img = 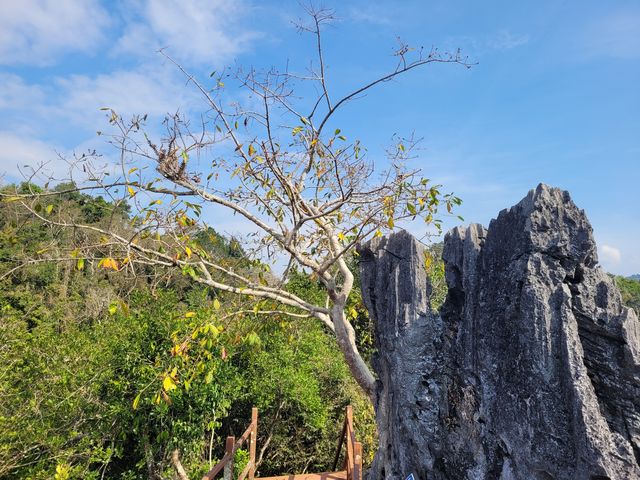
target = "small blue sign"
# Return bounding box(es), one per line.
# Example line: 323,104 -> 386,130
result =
405,474 -> 415,480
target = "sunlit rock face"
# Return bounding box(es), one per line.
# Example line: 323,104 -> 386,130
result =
360,184 -> 640,480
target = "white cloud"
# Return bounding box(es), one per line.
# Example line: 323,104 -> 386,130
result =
0,0 -> 110,66
54,65 -> 200,127
599,244 -> 622,265
0,131 -> 65,180
0,74 -> 47,110
113,0 -> 259,66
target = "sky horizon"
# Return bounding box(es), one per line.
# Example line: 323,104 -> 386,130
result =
1,0 -> 638,275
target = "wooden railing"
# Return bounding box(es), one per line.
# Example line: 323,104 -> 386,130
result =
202,407 -> 258,480
331,406 -> 362,480
200,406 -> 361,480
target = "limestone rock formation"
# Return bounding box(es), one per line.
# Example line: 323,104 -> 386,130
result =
359,184 -> 640,480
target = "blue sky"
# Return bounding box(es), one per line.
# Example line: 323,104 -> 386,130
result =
1,0 -> 638,274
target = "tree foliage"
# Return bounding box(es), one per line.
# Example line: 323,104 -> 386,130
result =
2,8 -> 470,401
0,188 -> 374,479
616,275 -> 640,316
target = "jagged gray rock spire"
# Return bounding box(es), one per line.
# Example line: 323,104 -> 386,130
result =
359,184 -> 640,480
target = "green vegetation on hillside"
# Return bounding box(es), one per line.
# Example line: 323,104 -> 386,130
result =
0,184 -> 375,479
616,276 -> 640,316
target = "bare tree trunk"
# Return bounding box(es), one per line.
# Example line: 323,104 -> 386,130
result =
329,304 -> 376,400
171,450 -> 190,480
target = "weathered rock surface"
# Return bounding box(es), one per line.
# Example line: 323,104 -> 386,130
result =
359,184 -> 640,480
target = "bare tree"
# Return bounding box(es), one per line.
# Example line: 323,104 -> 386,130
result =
1,7 -> 470,400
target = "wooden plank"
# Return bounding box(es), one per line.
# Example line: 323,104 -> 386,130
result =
249,407 -> 258,480
258,471 -> 348,480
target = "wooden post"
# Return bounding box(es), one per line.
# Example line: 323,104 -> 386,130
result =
345,406 -> 354,477
353,442 -> 362,480
249,407 -> 258,480
223,436 -> 235,480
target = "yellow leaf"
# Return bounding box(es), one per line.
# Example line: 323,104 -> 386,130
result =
185,246 -> 192,258
349,306 -> 358,319
163,374 -> 177,392
46,204 -> 54,214
424,252 -> 433,270
76,258 -> 85,270
185,312 -> 196,318
128,167 -> 138,174
374,230 -> 383,238
213,298 -> 221,310
127,186 -> 136,197
100,258 -> 119,271
248,144 -> 256,156
132,393 -> 141,410
387,217 -> 395,228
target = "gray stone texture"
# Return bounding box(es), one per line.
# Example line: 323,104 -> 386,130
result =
359,184 -> 640,480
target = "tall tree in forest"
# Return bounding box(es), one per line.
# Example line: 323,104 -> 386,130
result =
2,7 -> 469,400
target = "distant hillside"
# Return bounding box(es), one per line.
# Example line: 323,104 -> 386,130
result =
628,274 -> 640,281
616,276 -> 640,316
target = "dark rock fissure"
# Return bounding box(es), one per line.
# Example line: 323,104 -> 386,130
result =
360,184 -> 640,480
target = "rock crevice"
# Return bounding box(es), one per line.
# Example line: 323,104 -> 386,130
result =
360,184 -> 640,479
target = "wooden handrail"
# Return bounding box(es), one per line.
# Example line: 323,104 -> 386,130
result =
331,414 -> 348,471
330,406 -> 362,480
202,407 -> 258,480
202,436 -> 235,480
202,406 -> 360,480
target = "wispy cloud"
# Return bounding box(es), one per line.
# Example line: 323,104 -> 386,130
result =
113,0 -> 260,66
599,244 -> 622,265
0,131 -> 65,180
442,29 -> 530,57
53,65 -> 201,127
488,30 -> 530,50
0,74 -> 47,110
347,5 -> 394,26
0,0 -> 111,66
579,8 -> 640,59
0,0 -> 262,179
